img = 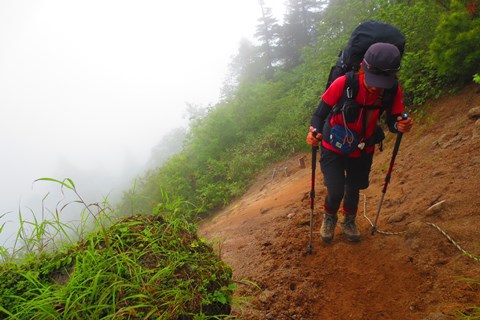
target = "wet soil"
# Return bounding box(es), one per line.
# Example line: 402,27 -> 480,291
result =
199,84 -> 480,320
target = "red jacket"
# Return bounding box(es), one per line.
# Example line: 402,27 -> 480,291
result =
320,72 -> 404,157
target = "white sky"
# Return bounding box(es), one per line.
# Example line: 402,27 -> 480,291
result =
0,1 -> 285,246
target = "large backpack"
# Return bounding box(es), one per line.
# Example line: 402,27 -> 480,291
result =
325,20 -> 406,90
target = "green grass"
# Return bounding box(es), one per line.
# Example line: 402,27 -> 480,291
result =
0,179 -> 234,319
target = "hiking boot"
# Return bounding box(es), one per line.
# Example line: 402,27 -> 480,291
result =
320,213 -> 338,243
341,214 -> 361,242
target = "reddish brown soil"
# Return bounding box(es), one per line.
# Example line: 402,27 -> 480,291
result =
199,85 -> 480,320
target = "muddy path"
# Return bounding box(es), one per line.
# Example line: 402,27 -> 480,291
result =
199,85 -> 480,320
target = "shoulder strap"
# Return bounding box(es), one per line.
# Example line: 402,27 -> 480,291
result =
332,71 -> 359,114
335,69 -> 398,113
380,80 -> 399,114
344,70 -> 359,100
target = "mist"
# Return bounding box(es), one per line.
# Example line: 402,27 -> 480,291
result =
0,0 -> 285,248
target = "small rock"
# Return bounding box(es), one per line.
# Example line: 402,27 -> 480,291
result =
258,289 -> 274,304
473,119 -> 480,140
448,134 -> 462,147
432,133 -> 447,148
472,156 -> 480,165
432,170 -> 444,177
387,212 -> 408,223
438,133 -> 449,144
467,106 -> 480,119
405,220 -> 425,238
260,207 -> 272,214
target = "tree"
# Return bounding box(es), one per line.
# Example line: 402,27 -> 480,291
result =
255,0 -> 281,78
278,0 -> 325,69
229,38 -> 264,84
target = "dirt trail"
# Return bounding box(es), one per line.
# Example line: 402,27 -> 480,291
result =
199,85 -> 480,320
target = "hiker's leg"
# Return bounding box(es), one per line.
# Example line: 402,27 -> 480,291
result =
343,184 -> 360,214
320,147 -> 346,214
319,147 -> 346,242
341,153 -> 374,242
345,152 -> 374,191
341,184 -> 361,242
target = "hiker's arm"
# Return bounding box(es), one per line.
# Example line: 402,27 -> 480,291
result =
309,75 -> 344,137
311,99 -> 332,134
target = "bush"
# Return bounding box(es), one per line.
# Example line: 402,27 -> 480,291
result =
430,1 -> 480,83
0,210 -> 234,319
400,50 -> 446,106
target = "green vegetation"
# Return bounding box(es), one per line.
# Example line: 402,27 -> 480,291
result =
430,0 -> 480,83
474,73 -> 480,84
0,183 -> 233,319
2,0 -> 480,318
457,278 -> 480,319
119,0 -> 480,216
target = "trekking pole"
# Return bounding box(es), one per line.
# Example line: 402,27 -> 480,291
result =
307,145 -> 319,254
371,113 -> 408,235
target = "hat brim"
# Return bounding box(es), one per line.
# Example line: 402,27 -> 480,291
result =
364,71 -> 395,89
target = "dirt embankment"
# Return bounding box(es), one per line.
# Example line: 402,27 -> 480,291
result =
199,85 -> 480,320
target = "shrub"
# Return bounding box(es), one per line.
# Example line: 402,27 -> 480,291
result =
430,1 -> 480,83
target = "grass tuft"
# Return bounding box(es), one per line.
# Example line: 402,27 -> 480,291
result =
0,179 -> 234,319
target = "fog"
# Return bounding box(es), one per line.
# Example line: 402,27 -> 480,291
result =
0,0 -> 285,247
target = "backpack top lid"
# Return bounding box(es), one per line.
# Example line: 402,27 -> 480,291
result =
342,20 -> 405,71
363,43 -> 401,89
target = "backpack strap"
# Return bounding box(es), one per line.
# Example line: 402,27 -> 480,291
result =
345,70 -> 359,100
331,70 -> 358,114
332,71 -> 398,116
379,80 -> 398,115
323,72 -> 399,154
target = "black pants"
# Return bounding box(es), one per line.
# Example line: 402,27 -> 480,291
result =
320,147 -> 373,215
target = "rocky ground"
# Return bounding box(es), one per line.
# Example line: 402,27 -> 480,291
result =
199,84 -> 480,320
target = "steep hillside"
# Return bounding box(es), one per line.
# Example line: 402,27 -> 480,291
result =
199,84 -> 480,320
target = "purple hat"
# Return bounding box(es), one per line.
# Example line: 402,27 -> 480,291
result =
363,42 -> 401,89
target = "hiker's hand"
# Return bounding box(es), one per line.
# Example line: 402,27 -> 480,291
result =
306,126 -> 321,146
396,116 -> 413,133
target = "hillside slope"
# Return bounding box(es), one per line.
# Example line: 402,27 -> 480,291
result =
199,84 -> 480,320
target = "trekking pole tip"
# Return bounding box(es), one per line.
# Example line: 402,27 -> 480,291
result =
307,244 -> 313,254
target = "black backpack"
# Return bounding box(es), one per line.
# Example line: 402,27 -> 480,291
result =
325,20 -> 406,90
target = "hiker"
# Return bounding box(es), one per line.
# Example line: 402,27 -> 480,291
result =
306,42 -> 413,243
